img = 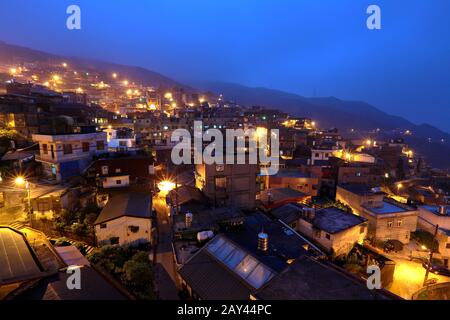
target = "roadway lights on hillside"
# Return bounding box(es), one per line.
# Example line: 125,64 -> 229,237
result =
9,68 -> 17,75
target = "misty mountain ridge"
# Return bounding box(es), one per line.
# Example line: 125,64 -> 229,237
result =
0,41 -> 449,169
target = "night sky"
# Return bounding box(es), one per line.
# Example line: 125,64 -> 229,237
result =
0,0 -> 449,132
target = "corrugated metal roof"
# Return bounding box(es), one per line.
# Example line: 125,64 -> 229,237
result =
94,193 -> 152,225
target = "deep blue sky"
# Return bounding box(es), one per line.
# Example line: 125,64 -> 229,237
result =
0,0 -> 449,132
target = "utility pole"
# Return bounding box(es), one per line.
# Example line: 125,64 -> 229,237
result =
423,224 -> 439,286
175,164 -> 179,216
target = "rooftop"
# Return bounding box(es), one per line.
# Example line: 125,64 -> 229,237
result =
178,213 -> 317,300
338,184 -> 385,196
16,267 -> 127,300
255,255 -> 389,300
421,205 -> 450,217
311,207 -> 367,234
94,192 -> 153,225
259,188 -> 307,209
270,203 -> 304,225
0,227 -> 43,285
271,170 -> 313,179
364,200 -> 411,215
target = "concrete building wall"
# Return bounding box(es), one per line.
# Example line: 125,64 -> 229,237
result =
196,163 -> 258,210
296,218 -> 366,256
95,216 -> 152,247
102,175 -> 130,188
362,209 -> 418,244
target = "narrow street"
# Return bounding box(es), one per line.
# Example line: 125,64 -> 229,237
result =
385,254 -> 450,299
153,194 -> 179,300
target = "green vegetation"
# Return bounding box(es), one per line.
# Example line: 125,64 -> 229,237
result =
88,245 -> 156,300
412,230 -> 439,252
54,202 -> 101,236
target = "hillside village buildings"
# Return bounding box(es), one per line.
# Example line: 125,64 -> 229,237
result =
0,69 -> 449,301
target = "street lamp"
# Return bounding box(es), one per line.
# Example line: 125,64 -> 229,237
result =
15,176 -> 32,227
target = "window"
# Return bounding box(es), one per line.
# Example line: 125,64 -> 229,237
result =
397,220 -> 403,227
82,142 -> 90,152
356,172 -> 362,177
116,180 -> 122,185
42,144 -> 48,155
115,168 -> 122,174
63,144 -> 73,154
360,225 -> 365,234
315,153 -> 320,158
96,140 -> 105,151
446,243 -> 450,249
387,220 -> 393,228
325,233 -> 331,240
129,226 -> 139,233
110,237 -> 119,245
215,177 -> 227,190
100,223 -> 107,229
119,140 -> 127,147
101,165 -> 109,175
216,164 -> 225,172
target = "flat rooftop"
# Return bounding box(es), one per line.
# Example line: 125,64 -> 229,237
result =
338,184 -> 384,196
255,255 -> 389,300
0,227 -> 43,285
421,205 -> 450,217
365,201 -> 409,215
312,207 -> 367,234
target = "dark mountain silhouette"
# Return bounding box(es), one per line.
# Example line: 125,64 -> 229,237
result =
195,82 -> 450,169
0,41 -> 189,89
0,41 -> 448,169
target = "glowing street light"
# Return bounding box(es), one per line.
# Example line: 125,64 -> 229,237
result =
14,176 -> 26,186
62,62 -> 68,68
9,68 -> 17,75
123,80 -> 129,86
112,73 -> 118,79
158,180 -> 176,195
14,176 -> 32,226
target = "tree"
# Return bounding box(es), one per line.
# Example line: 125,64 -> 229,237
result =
122,252 -> 155,300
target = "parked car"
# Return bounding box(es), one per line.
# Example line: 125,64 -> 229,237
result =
422,260 -> 450,277
383,240 -> 404,253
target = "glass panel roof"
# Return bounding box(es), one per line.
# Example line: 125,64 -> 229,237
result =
206,235 -> 275,289
234,255 -> 259,279
246,263 -> 275,289
222,247 -> 246,269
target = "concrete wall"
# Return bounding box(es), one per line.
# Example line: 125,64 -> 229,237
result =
95,216 -> 152,247
295,218 -> 366,256
102,175 -> 130,188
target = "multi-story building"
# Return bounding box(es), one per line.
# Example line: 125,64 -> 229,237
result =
264,169 -> 319,197
336,184 -> 418,244
87,154 -> 155,189
33,131 -> 108,182
195,162 -> 258,210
